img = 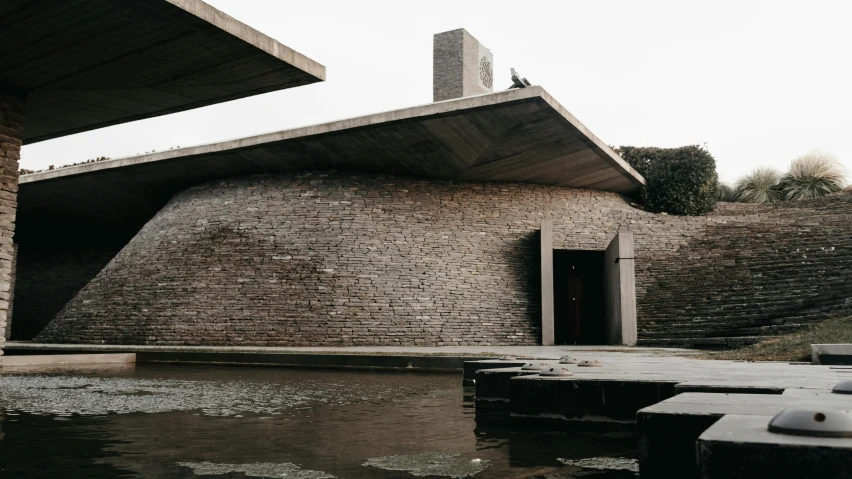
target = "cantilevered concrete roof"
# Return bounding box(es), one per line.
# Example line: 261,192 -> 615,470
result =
1,0 -> 325,143
17,86 -> 644,240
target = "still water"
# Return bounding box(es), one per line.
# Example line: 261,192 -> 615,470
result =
0,364 -> 637,478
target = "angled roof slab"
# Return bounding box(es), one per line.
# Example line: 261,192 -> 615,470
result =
17,86 -> 644,241
1,0 -> 326,143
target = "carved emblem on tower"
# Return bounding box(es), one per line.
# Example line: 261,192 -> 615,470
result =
479,56 -> 493,89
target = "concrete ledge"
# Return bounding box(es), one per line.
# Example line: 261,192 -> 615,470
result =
1,353 -> 135,368
4,343 -> 493,371
811,344 -> 852,365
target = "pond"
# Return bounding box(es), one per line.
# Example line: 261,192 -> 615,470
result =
0,364 -> 638,478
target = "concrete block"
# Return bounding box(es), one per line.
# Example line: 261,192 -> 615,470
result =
510,375 -> 678,428
812,344 -> 852,365
638,392 -> 852,479
475,367 -> 544,403
697,414 -> 852,478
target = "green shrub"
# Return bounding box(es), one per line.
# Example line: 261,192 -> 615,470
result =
778,150 -> 846,201
617,145 -> 718,215
716,183 -> 737,202
734,167 -> 782,204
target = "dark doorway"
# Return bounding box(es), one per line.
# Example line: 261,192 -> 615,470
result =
553,250 -> 605,345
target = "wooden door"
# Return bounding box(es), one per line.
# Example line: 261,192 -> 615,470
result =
567,275 -> 584,341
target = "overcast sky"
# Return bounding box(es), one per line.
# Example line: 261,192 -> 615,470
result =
20,0 -> 852,184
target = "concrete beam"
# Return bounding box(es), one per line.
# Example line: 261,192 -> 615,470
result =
1,0 -> 325,143
16,87 -> 646,243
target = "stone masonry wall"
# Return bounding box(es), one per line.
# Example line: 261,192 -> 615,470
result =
0,91 -> 24,353
433,29 -> 491,102
636,199 -> 852,347
433,29 -> 465,102
34,171 -> 852,347
11,243 -> 122,340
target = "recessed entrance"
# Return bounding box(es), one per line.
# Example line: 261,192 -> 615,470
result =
553,250 -> 605,345
539,221 -> 636,346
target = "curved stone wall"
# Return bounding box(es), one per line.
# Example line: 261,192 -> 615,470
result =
34,171 -> 852,346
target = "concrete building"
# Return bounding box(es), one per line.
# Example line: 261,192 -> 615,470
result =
9,26 -> 852,349
0,0 -> 326,354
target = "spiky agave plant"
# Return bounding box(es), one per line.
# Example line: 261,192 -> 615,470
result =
778,151 -> 846,201
734,167 -> 782,204
716,182 -> 738,202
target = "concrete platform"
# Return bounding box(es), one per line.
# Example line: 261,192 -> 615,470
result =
462,355 -> 848,435
0,353 -> 135,369
811,343 -> 852,365
638,392 -> 852,479
2,0 -> 325,143
697,414 -> 852,478
466,356 -> 846,400
4,342 -> 690,370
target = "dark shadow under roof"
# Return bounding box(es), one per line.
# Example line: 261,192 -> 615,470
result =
17,87 -> 644,241
1,0 -> 325,143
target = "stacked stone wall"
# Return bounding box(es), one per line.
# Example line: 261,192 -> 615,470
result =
11,243 -> 122,340
33,171 -> 852,347
0,92 -> 24,353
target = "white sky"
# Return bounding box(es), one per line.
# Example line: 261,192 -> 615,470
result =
20,0 -> 852,185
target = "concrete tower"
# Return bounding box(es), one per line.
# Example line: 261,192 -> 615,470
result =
433,29 -> 494,102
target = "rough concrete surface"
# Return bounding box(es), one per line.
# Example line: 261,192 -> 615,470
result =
2,0 -> 324,143
697,414 -> 852,478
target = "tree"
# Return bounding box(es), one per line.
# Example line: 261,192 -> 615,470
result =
617,145 -> 718,215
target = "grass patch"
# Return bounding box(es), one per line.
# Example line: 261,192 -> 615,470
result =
709,316 -> 852,362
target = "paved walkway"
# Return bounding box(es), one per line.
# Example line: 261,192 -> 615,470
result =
5,341 -> 697,359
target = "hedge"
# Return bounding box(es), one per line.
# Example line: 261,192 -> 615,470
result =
617,145 -> 718,216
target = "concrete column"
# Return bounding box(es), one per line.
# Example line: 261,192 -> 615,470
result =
0,90 -> 25,355
540,218 -> 554,346
603,230 -> 637,345
5,243 -> 17,340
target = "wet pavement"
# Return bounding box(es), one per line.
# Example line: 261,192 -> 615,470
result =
0,364 -> 639,478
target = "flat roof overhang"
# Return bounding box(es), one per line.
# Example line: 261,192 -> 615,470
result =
17,86 -> 645,241
1,0 -> 326,144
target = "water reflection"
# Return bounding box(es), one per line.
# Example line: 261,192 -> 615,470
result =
0,365 -> 637,478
